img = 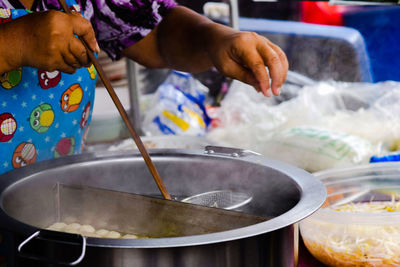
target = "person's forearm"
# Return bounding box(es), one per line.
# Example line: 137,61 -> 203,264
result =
125,5 -> 288,96
0,22 -> 24,74
156,6 -> 228,73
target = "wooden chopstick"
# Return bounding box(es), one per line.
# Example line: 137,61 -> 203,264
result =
57,0 -> 172,200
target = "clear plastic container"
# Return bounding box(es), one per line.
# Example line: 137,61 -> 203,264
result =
300,163 -> 400,267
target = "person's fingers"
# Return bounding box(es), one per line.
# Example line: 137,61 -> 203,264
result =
55,55 -> 77,74
267,40 -> 289,87
234,48 -> 272,97
69,38 -> 91,67
256,41 -> 284,96
58,65 -> 77,74
71,10 -> 83,17
70,14 -> 100,53
62,45 -> 81,69
218,57 -> 271,97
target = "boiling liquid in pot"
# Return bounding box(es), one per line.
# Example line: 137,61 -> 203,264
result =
47,222 -> 149,239
43,184 -> 268,239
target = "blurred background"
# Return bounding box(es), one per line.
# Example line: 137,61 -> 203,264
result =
88,0 -> 400,147
87,0 -> 400,161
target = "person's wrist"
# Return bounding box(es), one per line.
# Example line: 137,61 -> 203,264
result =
195,21 -> 218,55
197,21 -> 236,57
0,22 -> 24,73
0,25 -> 15,73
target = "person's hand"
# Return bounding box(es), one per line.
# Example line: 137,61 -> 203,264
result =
123,6 -> 288,97
204,25 -> 288,97
0,10 -> 99,74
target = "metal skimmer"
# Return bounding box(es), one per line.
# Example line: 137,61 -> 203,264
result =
181,190 -> 253,210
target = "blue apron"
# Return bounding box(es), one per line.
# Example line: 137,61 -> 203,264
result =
0,2 -> 97,265
0,2 -> 97,175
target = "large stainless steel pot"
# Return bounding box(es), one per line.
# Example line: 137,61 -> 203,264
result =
0,146 -> 326,267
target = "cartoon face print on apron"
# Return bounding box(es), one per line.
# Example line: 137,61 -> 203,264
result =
0,3 -> 97,174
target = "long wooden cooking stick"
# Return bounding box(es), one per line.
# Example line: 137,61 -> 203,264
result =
58,0 -> 172,200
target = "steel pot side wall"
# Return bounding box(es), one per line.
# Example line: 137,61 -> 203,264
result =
1,151 -> 306,238
13,225 -> 296,267
0,149 -> 325,267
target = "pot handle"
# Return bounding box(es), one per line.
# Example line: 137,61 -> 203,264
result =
205,146 -> 261,157
18,230 -> 87,266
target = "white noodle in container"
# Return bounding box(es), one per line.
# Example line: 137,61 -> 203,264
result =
300,162 -> 400,266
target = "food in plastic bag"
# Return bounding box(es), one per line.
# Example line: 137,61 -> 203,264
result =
261,126 -> 374,172
206,81 -> 287,148
281,81 -> 400,149
208,80 -> 400,171
142,71 -> 210,136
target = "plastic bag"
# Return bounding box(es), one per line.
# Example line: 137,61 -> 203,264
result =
142,71 -> 210,136
207,80 -> 400,172
280,81 -> 400,148
261,126 -> 374,172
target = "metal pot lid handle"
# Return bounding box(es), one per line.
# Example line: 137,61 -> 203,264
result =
18,230 -> 87,266
205,146 -> 261,157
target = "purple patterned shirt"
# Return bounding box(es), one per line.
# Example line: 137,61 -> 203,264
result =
0,0 -> 177,60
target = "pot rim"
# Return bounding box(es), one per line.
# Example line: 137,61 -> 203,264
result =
0,148 -> 326,248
